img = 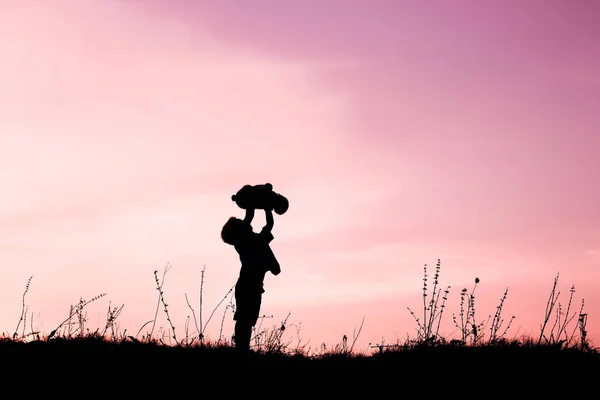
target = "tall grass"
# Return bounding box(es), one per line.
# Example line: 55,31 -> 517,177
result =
2,259 -> 596,360
401,259 -> 588,351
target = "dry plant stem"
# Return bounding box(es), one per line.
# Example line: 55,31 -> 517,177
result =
199,265 -> 205,343
260,312 -> 292,353
539,273 -> 560,345
78,300 -> 87,336
422,263 -> 427,336
567,300 -> 585,346
158,269 -> 178,343
13,276 -> 33,340
219,292 -> 235,342
184,315 -> 191,345
489,288 -> 508,340
349,316 -> 365,353
435,286 -> 451,338
489,288 -> 516,343
101,301 -> 124,337
556,285 -> 577,342
579,312 -> 588,350
185,293 -> 200,338
150,263 -> 172,339
426,260 -> 441,336
21,305 -> 29,338
48,293 -> 107,338
290,322 -> 307,354
251,314 -> 274,349
29,311 -> 39,340
408,259 -> 450,341
535,273 -> 588,349
459,289 -> 466,341
501,316 -> 516,338
135,320 -> 153,340
549,307 -> 561,343
200,285 -> 234,338
467,279 -> 479,344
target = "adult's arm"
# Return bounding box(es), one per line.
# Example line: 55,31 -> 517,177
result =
263,209 -> 274,232
243,208 -> 255,224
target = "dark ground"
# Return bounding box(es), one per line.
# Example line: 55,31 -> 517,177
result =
1,337 -> 597,393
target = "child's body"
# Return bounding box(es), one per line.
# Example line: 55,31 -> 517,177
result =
231,183 -> 289,215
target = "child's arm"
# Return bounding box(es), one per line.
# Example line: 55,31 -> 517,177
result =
263,209 -> 274,232
243,208 -> 255,224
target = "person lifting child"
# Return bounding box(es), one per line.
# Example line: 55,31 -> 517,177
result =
220,183 -> 289,352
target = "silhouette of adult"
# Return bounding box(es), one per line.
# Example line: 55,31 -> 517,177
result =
221,207 -> 281,352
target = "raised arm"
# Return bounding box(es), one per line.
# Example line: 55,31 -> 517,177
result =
263,209 -> 274,232
243,208 -> 255,224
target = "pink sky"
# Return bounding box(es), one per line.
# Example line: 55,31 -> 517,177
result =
1,0 -> 599,351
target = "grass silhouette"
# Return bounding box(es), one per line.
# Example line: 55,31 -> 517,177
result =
1,259 -> 598,378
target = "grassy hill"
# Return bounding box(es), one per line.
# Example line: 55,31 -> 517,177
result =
1,261 -> 597,393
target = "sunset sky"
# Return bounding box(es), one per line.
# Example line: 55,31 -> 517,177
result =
1,0 -> 599,350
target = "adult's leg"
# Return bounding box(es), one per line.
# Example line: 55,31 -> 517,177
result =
234,320 -> 253,351
233,284 -> 262,351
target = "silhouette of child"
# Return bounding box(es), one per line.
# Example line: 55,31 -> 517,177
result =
221,207 -> 280,352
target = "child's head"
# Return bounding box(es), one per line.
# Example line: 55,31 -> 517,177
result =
221,217 -> 251,245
